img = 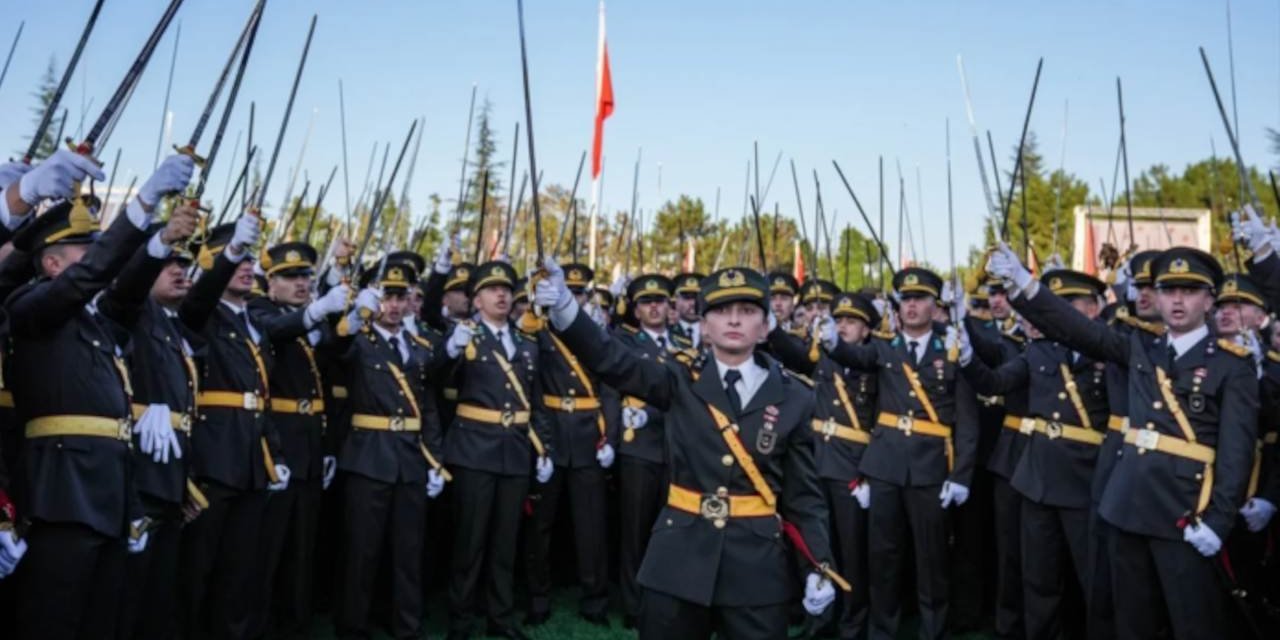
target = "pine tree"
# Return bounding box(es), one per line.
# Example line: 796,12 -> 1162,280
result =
23,56 -> 60,160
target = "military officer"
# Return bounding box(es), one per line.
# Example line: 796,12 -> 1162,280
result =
537,261 -> 840,639
801,278 -> 839,320
670,272 -> 704,349
441,259 -> 554,640
767,271 -> 800,328
960,269 -> 1111,639
524,263 -> 618,628
989,244 -> 1258,638
817,266 -> 980,640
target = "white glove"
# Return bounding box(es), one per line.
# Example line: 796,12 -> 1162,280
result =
1233,206 -> 1271,256
268,464 -> 291,492
940,280 -> 955,306
985,242 -> 1033,293
596,443 -> 615,469
128,520 -> 149,554
1045,253 -> 1066,272
228,214 -> 261,256
427,468 -> 445,498
0,160 -> 32,190
939,481 -> 970,508
322,455 -> 336,491
955,325 -> 974,366
138,154 -> 196,208
1182,521 -> 1223,556
1112,255 -> 1132,290
587,301 -> 608,328
1241,497 -> 1277,533
802,572 -> 837,616
815,315 -> 838,351
134,404 -> 182,464
535,456 -> 554,484
622,406 -> 649,430
609,274 -> 629,297
446,321 -> 476,359
17,148 -> 106,205
851,481 -> 870,509
354,287 -> 382,317
0,530 -> 28,578
307,283 -> 350,325
534,257 -> 576,312
432,236 -> 455,274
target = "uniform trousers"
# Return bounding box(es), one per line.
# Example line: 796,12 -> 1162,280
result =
1020,498 -> 1088,640
866,478 -> 949,640
119,497 -> 182,640
1109,525 -> 1227,640
525,463 -> 609,618
336,472 -> 425,640
638,588 -> 789,640
17,521 -> 126,640
618,456 -> 666,621
178,481 -> 267,640
252,474 -> 321,639
447,466 -> 529,633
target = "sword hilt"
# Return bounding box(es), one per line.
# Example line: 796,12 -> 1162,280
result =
174,144 -> 208,167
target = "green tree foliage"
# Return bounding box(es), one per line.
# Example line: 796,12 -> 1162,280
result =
23,56 -> 60,160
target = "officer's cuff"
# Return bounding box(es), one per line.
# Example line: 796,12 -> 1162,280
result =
146,232 -> 172,259
224,244 -> 249,263
125,199 -> 152,231
549,298 -> 580,332
0,188 -> 24,230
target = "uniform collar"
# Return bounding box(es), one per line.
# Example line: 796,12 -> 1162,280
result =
1168,324 -> 1209,359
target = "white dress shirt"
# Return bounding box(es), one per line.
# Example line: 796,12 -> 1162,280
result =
901,329 -> 933,366
481,318 -> 516,359
679,320 -> 701,348
1167,324 -> 1210,360
373,323 -> 409,363
220,299 -> 261,343
714,356 -> 768,409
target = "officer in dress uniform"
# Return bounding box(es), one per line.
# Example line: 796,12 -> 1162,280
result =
248,241 -> 350,638
524,263 -> 618,628
671,272 -> 705,349
769,292 -> 880,640
100,213 -> 209,640
536,261 -> 840,639
801,279 -> 839,320
177,215 -> 295,640
2,152 -> 194,639
989,244 -> 1258,638
441,259 -> 555,640
818,266 -> 980,640
960,270 -> 1111,639
333,261 -> 448,640
610,273 -> 687,628
767,271 -> 800,329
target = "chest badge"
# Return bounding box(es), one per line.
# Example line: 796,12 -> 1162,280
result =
1188,393 -> 1206,414
757,406 -> 780,454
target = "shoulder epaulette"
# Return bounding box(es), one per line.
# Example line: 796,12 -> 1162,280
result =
1266,350 -> 1280,363
786,326 -> 809,339
411,334 -> 433,349
673,348 -> 699,365
1217,338 -> 1250,358
871,329 -> 895,341
1003,332 -> 1026,344
968,309 -> 992,322
784,369 -> 815,388
1117,315 -> 1166,336
619,324 -> 638,335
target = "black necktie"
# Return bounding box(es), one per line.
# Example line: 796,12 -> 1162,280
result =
908,340 -> 920,366
657,335 -> 666,350
237,311 -> 255,343
389,335 -> 404,363
1167,344 -> 1178,368
724,369 -> 743,416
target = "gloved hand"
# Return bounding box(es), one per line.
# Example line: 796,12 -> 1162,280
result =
322,456 -> 337,491
586,301 -> 608,329
268,464 -> 291,492
307,283 -> 350,325
17,148 -> 106,206
0,160 -> 32,191
985,242 -> 1034,293
128,519 -> 150,554
535,258 -> 577,329
596,443 -> 615,469
622,406 -> 648,430
1232,205 -> 1272,257
134,404 -> 183,464
0,530 -> 27,578
138,154 -> 196,209
802,572 -> 837,616
535,456 -> 554,484
1240,497 -> 1277,533
446,321 -> 475,359
1182,521 -> 1222,556
229,214 -> 261,255
1044,252 -> 1066,272
432,235 -> 455,274
939,481 -> 970,508
941,280 -> 955,307
851,481 -> 870,509
609,274 -> 629,297
354,287 -> 382,317
427,468 -> 446,498
815,315 -> 838,351
954,325 -> 974,366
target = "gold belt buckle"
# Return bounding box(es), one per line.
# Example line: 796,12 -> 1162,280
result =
500,410 -> 515,427
242,392 -> 259,411
561,396 -> 575,412
389,416 -> 405,432
1045,420 -> 1064,440
179,413 -> 193,432
700,494 -> 729,528
897,414 -> 914,436
1134,429 -> 1159,453
1020,418 -> 1036,435
298,399 -> 313,416
118,417 -> 132,441
822,418 -> 837,437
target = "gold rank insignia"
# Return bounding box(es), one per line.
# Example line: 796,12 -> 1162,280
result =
719,270 -> 746,287
1170,258 -> 1190,274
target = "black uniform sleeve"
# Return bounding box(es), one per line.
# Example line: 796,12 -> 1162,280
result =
178,252 -> 240,332
827,339 -> 881,372
1202,356 -> 1260,539
553,307 -> 679,412
421,269 -> 448,331
767,327 -> 818,375
98,244 -> 167,329
247,298 -> 310,342
961,352 -> 1030,396
964,316 -> 1007,366
950,373 -> 981,488
1012,286 -> 1129,365
1247,252 -> 1280,310
781,393 -> 834,568
0,247 -> 35,302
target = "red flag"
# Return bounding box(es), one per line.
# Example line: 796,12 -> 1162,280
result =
591,2 -> 614,179
682,238 -> 696,272
1083,219 -> 1097,275
793,240 -> 805,283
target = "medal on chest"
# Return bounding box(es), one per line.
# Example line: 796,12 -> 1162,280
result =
757,405 -> 779,454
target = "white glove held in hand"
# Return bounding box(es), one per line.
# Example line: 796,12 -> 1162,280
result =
322,456 -> 337,490
535,456 -> 554,484
985,242 -> 1033,293
596,443 -> 615,469
427,468 -> 445,498
134,404 -> 182,464
229,214 -> 261,255
128,519 -> 149,554
1182,521 -> 1222,557
939,481 -> 969,508
851,482 -> 870,509
1240,498 -> 1277,533
803,572 -> 837,616
446,322 -> 475,359
138,154 -> 196,207
307,284 -> 350,325
622,406 -> 648,430
268,464 -> 291,492
0,530 -> 28,578
18,149 -> 106,205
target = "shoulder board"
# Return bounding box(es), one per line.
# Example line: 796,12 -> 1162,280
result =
411,334 -> 433,349
786,326 -> 809,339
784,369 -> 815,388
673,348 -> 699,364
1003,332 -> 1026,344
1217,338 -> 1250,358
619,324 -> 639,335
671,333 -> 694,348
1117,315 -> 1166,336
1267,350 -> 1280,364
871,329 -> 895,341
967,309 -> 992,321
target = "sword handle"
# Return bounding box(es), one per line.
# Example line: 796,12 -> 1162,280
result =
174,144 -> 208,167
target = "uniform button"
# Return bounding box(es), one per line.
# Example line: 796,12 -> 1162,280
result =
666,518 -> 673,526
1146,422 -> 1154,429
721,454 -> 734,467
908,391 -> 916,398
1052,412 -> 1060,420
1153,401 -> 1163,410
832,400 -> 840,406
714,519 -> 726,529
1195,473 -> 1203,480
1057,392 -> 1067,400
716,486 -> 728,497
92,340 -> 100,347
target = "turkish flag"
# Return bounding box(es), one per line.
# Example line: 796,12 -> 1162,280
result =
591,2 -> 614,180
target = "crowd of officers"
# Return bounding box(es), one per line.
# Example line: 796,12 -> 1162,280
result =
0,148 -> 1276,640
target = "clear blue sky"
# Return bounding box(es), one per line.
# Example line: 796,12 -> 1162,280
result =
2,0 -> 1278,263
